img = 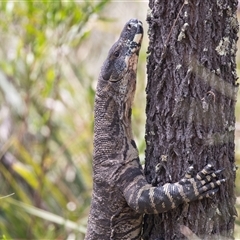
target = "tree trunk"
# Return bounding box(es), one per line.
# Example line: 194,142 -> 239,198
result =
143,0 -> 238,239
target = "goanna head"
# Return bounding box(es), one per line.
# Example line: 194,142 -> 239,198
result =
98,19 -> 143,100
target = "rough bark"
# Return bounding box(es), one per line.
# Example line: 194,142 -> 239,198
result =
143,0 -> 238,239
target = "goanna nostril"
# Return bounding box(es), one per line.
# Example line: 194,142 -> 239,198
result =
127,24 -> 132,30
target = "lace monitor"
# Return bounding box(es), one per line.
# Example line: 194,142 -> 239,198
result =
85,19 -> 225,240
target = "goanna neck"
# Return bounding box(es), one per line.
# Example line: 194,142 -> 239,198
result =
93,87 -> 137,163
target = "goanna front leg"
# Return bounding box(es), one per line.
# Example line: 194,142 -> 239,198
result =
122,163 -> 225,214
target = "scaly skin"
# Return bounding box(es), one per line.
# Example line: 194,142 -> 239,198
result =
85,19 -> 225,240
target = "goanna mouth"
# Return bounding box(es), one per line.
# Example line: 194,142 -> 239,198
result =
128,19 -> 143,55
135,20 -> 143,35
133,20 -> 143,44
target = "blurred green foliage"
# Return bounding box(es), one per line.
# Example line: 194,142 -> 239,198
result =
0,1 -> 239,239
0,0 -> 110,239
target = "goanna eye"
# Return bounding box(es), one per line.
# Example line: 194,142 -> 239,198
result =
114,50 -> 120,57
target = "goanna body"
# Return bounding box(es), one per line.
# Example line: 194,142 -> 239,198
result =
86,20 -> 147,239
85,19 -> 225,240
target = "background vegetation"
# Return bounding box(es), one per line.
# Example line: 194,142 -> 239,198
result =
0,1 -> 239,239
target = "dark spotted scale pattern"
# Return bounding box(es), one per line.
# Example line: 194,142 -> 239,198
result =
85,19 -> 225,240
